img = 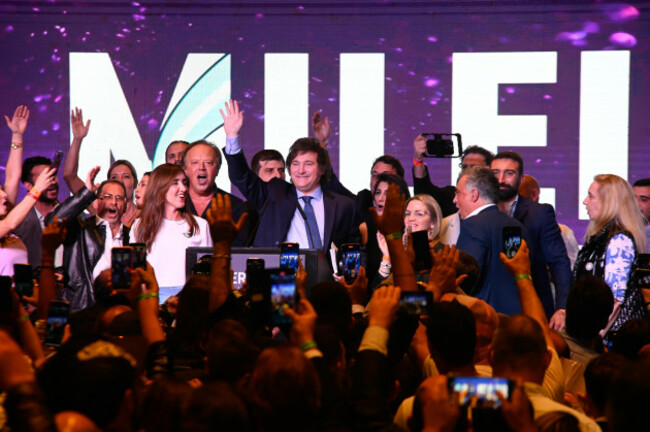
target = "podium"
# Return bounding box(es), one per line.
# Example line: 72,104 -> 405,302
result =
185,247 -> 332,292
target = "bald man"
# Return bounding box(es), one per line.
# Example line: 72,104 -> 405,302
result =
519,175 -> 579,268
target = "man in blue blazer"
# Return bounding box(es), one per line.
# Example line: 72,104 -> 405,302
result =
455,166 -> 530,315
491,152 -> 572,325
220,100 -> 359,251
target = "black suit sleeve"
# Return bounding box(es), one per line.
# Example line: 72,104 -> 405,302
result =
44,187 -> 97,226
412,165 -> 457,217
223,148 -> 270,211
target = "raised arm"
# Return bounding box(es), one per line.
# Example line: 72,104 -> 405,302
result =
370,183 -> 417,292
206,193 -> 248,312
4,105 -> 29,204
0,166 -> 57,237
500,239 -> 552,346
37,217 -> 66,321
63,107 -> 91,194
220,99 -> 270,209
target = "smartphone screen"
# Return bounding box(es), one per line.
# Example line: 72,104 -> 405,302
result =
270,270 -> 296,325
399,291 -> 433,316
111,247 -> 133,290
412,230 -> 433,272
280,242 -> 299,272
129,243 -> 147,270
448,376 -> 512,408
341,243 -> 361,284
0,276 -> 12,313
44,300 -> 70,347
246,258 -> 265,292
502,226 -> 522,259
14,264 -> 34,298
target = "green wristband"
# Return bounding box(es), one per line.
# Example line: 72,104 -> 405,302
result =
300,340 -> 318,352
136,292 -> 159,303
515,274 -> 532,281
385,232 -> 402,240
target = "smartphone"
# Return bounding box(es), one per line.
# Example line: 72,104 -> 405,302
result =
111,246 -> 133,290
129,243 -> 147,270
51,150 -> 64,172
192,256 -> 212,276
44,300 -> 70,348
448,376 -> 512,408
269,269 -> 296,325
502,226 -> 522,259
341,243 -> 361,284
399,291 -> 433,316
0,276 -> 12,313
411,230 -> 433,272
280,242 -> 299,272
246,258 -> 265,291
14,264 -> 34,298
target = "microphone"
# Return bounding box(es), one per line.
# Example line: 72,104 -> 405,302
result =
296,200 -> 317,250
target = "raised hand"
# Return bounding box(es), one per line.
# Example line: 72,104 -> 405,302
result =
84,166 -> 101,192
41,217 -> 67,255
341,265 -> 368,306
416,376 -> 460,432
499,239 -> 531,278
367,284 -> 401,329
32,166 -> 57,195
205,193 -> 248,245
70,107 -> 91,139
4,105 -> 30,136
413,134 -> 427,161
427,244 -> 467,300
312,111 -> 330,143
219,99 -> 243,138
369,183 -> 405,236
284,298 -> 318,346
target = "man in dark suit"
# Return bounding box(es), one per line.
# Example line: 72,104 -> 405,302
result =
183,139 -> 257,246
220,100 -> 359,250
491,151 -> 572,324
455,166 -> 530,315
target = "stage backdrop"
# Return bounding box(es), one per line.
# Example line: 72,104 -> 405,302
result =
1,0 -> 649,241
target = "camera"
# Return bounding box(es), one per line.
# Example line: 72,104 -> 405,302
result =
422,133 -> 463,158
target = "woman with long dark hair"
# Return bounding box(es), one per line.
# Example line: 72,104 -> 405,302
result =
132,164 -> 212,302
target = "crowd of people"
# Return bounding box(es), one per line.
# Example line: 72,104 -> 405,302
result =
0,100 -> 649,431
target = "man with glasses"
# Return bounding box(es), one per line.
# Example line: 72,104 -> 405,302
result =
413,135 -> 494,217
56,179 -> 129,311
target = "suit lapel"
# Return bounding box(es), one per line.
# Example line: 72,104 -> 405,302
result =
514,196 -> 530,221
322,192 -> 336,250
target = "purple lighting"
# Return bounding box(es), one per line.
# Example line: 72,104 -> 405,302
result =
609,32 -> 637,48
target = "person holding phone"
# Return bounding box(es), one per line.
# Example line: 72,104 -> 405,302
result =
454,166 -> 530,315
132,164 -> 212,302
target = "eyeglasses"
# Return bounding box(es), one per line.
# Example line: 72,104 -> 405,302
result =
97,193 -> 126,202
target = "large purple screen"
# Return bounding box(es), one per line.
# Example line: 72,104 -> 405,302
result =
1,1 -> 649,241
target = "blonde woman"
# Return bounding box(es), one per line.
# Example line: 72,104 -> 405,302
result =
574,174 -> 646,336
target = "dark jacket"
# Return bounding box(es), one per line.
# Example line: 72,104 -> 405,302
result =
224,149 -> 360,250
47,187 -> 130,311
514,195 -> 572,315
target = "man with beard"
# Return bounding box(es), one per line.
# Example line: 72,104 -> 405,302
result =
491,151 -> 571,326
13,156 -> 62,266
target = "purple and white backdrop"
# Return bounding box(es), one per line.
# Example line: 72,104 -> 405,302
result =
1,0 -> 649,241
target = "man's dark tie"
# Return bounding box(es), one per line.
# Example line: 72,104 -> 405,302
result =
301,196 -> 322,249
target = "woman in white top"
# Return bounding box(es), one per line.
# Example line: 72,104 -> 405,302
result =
0,166 -> 57,276
132,164 -> 212,301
